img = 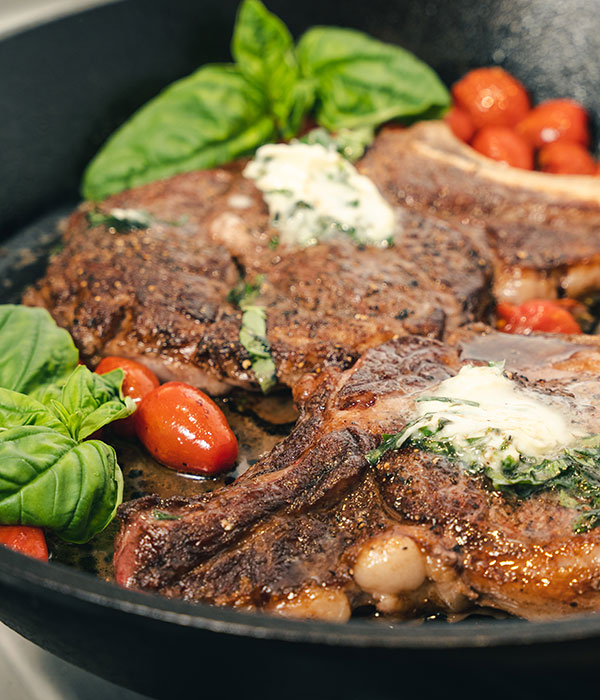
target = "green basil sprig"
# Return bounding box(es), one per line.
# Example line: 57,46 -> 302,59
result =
82,0 -> 449,201
0,305 -> 135,543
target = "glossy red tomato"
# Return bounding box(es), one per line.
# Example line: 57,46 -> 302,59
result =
538,141 -> 596,175
0,526 -> 48,561
134,382 -> 238,475
95,357 -> 160,438
497,300 -> 582,335
516,99 -> 589,148
452,67 -> 530,128
471,126 -> 534,169
444,105 -> 476,142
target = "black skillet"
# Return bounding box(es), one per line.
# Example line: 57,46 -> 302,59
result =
2,1 -> 600,697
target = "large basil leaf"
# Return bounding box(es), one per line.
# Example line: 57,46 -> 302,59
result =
82,64 -> 276,201
50,365 -> 136,441
0,427 -> 122,543
232,0 -> 312,137
0,305 -> 78,397
0,388 -> 69,435
296,27 -> 450,130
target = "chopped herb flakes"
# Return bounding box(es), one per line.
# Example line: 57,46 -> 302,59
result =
87,208 -> 153,233
367,364 -> 600,532
228,276 -> 277,393
152,509 -> 182,521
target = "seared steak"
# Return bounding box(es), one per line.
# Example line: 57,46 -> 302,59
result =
359,122 -> 600,304
24,149 -> 491,393
114,329 -> 600,620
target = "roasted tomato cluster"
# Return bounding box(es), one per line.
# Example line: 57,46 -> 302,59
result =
445,67 -> 596,175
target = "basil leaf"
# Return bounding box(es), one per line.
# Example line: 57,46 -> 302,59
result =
82,64 -> 276,201
239,305 -> 277,393
0,388 -> 69,435
232,0 -> 311,137
0,305 -> 78,397
51,365 -> 136,441
0,427 -> 122,543
229,278 -> 276,393
296,27 -> 450,130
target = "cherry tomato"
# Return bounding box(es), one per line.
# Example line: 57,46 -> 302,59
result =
538,141 -> 596,175
95,357 -> 160,438
452,67 -> 530,128
497,300 -> 582,335
134,382 -> 238,475
444,105 -> 476,142
471,126 -> 534,169
0,526 -> 48,561
516,99 -> 589,148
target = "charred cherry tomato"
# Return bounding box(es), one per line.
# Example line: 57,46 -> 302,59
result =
134,382 -> 238,475
538,141 -> 596,175
497,300 -> 582,335
95,357 -> 160,438
516,99 -> 589,148
471,126 -> 533,169
443,105 -> 476,142
0,526 -> 48,561
452,67 -> 530,128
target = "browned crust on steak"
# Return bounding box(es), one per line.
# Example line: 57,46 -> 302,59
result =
24,140 -> 491,393
114,329 -> 600,619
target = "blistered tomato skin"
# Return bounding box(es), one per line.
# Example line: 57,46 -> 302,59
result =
135,382 -> 238,475
538,141 -> 596,175
444,105 -> 475,142
516,99 -> 589,148
497,300 -> 582,335
0,526 -> 48,561
471,126 -> 534,169
95,356 -> 160,437
452,67 -> 530,128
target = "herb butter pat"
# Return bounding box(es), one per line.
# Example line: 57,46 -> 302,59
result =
414,364 -> 582,471
243,142 -> 396,246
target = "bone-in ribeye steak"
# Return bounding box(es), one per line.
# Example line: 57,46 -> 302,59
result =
114,329 -> 600,620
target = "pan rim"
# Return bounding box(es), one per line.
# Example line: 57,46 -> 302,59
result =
0,0 -> 123,41
1,546 -> 600,649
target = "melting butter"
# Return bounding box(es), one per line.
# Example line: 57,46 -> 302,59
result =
414,364 -> 582,470
243,142 -> 396,247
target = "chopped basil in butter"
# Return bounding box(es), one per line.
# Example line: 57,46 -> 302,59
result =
243,141 -> 396,247
366,364 -> 600,531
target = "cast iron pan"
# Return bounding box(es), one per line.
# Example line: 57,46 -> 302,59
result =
2,1 -> 600,697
